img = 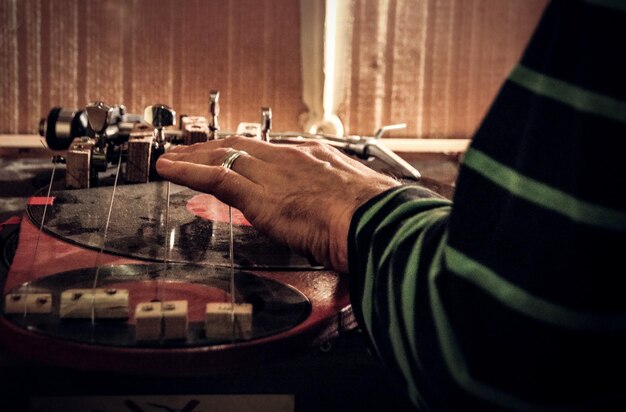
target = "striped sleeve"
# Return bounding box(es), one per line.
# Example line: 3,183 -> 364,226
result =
348,1 -> 626,411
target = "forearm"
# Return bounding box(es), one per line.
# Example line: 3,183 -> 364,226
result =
348,185 -> 452,409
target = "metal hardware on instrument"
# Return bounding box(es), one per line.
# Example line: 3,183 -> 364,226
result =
144,103 -> 176,147
85,101 -> 114,174
39,89 -> 420,187
268,124 -> 421,180
39,105 -> 142,151
209,90 -> 220,139
38,107 -> 89,151
261,107 -> 272,142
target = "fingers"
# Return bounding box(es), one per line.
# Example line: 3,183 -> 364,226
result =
165,136 -> 363,172
156,158 -> 259,211
160,147 -> 268,184
165,137 -> 281,163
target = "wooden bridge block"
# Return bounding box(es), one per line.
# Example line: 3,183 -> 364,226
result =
181,116 -> 210,144
4,293 -> 52,314
236,122 -> 261,139
66,138 -> 94,189
162,300 -> 188,340
59,288 -> 129,319
126,136 -> 152,183
205,302 -> 253,340
135,302 -> 162,341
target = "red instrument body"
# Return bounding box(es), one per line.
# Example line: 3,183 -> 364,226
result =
0,214 -> 355,376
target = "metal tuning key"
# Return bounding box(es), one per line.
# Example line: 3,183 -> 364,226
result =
85,101 -> 112,139
38,108 -> 89,151
144,104 -> 176,147
348,123 -> 421,180
85,101 -> 114,176
144,104 -> 176,178
267,123 -> 421,180
209,90 -> 220,140
261,107 -> 272,142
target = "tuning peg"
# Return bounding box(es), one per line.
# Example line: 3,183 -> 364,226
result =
85,101 -> 113,135
144,104 -> 176,143
261,107 -> 271,142
209,90 -> 220,139
144,104 -> 176,129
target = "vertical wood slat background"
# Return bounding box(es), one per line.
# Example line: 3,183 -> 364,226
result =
1,0 -> 546,139
341,0 -> 547,138
0,0 -> 305,135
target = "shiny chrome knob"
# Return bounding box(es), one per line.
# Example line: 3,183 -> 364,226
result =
144,104 -> 176,144
261,107 -> 272,142
85,101 -> 113,135
143,104 -> 176,129
209,90 -> 220,138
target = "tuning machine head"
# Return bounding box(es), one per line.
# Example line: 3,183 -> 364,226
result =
209,90 -> 220,138
85,101 -> 114,136
261,107 -> 272,142
144,104 -> 176,144
39,107 -> 89,151
144,104 -> 176,129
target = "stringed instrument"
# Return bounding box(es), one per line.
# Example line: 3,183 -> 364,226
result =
0,96 -> 452,376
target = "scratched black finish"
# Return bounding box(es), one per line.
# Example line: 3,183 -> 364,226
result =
3,263 -> 311,348
27,182 -> 320,269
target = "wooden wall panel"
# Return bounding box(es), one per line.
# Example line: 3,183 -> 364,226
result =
340,0 -> 548,138
1,0 -> 19,132
1,0 -> 547,140
0,0 -> 305,135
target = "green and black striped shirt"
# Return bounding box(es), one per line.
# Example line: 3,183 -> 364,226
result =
348,1 -> 626,410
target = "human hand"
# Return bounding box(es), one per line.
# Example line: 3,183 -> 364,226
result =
156,137 -> 400,272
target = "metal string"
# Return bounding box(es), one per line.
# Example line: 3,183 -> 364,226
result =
24,159 -> 58,317
160,180 -> 172,304
90,154 -> 123,326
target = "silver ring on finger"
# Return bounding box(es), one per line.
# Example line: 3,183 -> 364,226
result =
221,149 -> 248,170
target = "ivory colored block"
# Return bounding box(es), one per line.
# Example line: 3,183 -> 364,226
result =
205,302 -> 253,340
182,123 -> 210,145
181,115 -> 207,128
59,288 -> 129,319
181,116 -> 209,145
4,293 -> 52,314
235,122 -> 261,139
162,300 -> 188,340
135,302 -> 162,341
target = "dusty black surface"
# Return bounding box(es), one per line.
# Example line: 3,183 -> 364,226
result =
27,182 -> 320,270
